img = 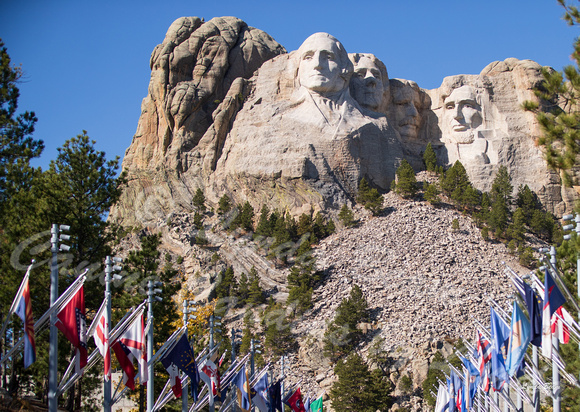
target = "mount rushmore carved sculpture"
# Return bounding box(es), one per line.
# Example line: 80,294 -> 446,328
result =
110,16 -> 576,226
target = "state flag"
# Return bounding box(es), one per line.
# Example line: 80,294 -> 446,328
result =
269,380 -> 282,412
310,395 -> 323,412
14,276 -> 36,368
160,333 -> 199,400
285,387 -> 306,412
250,373 -> 269,412
506,301 -> 531,377
55,285 -> 87,374
111,313 -> 147,389
542,268 -> 565,358
93,308 -> 110,381
234,365 -> 251,411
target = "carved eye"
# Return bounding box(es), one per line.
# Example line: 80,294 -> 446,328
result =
463,103 -> 473,109
323,51 -> 336,61
445,103 -> 455,110
302,52 -> 314,60
371,69 -> 380,78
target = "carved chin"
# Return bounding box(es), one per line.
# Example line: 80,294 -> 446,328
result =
452,131 -> 475,144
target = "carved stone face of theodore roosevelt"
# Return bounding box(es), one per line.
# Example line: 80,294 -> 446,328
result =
391,80 -> 421,140
297,33 -> 352,98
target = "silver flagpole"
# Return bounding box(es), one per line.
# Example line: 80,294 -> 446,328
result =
550,246 -> 561,412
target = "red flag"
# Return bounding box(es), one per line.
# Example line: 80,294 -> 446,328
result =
552,307 -> 572,344
165,363 -> 182,398
111,313 -> 147,390
285,387 -> 306,412
15,276 -> 36,368
93,310 -> 111,381
476,331 -> 492,375
55,286 -> 87,373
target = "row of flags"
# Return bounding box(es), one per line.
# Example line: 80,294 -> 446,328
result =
434,266 -> 579,412
3,256 -> 579,411
0,270 -> 149,391
0,264 -> 326,411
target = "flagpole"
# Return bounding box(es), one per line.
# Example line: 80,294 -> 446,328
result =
549,246 -> 561,412
147,280 -> 162,412
182,299 -> 189,412
48,224 -> 69,411
103,256 -> 120,412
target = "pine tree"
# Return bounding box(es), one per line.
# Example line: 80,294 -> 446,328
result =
522,1 -> 580,189
488,166 -> 513,238
296,213 -> 313,238
192,188 -> 206,213
491,165 -> 513,205
255,205 -> 272,237
338,204 -> 356,227
330,353 -> 392,412
238,272 -> 250,304
516,184 -> 540,224
193,211 -> 203,230
440,161 -> 470,197
287,262 -> 317,315
247,266 -> 266,305
215,266 -> 239,300
240,201 -> 255,231
356,177 -> 383,215
323,285 -> 369,360
263,301 -> 296,356
0,39 -> 43,211
423,182 -> 440,205
462,184 -> 481,212
394,159 -> 418,198
43,132 -> 126,273
508,207 -> 526,243
423,142 -> 437,172
217,194 -> 232,215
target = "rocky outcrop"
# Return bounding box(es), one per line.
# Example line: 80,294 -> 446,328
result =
426,58 -> 576,215
111,17 -> 577,228
110,16 -> 285,225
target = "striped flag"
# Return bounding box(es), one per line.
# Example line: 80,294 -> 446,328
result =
111,313 -> 147,389
542,269 -> 565,358
93,308 -> 110,381
475,330 -> 491,375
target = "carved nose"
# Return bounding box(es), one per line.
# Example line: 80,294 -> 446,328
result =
365,77 -> 377,87
313,52 -> 323,69
453,106 -> 462,119
407,103 -> 418,117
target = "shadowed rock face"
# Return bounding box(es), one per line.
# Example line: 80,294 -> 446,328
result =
110,16 -> 286,224
111,17 -> 576,227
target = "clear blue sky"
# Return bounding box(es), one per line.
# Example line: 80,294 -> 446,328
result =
1,0 -> 578,171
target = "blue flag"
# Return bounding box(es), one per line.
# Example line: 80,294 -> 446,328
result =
460,356 -> 480,409
234,365 -> 252,410
523,282 -> 543,347
505,301 -> 531,377
161,333 -> 200,401
269,380 -> 282,412
251,373 -> 270,412
490,307 -> 509,391
544,268 -> 566,317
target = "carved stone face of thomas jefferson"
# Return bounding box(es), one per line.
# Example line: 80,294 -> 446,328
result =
297,33 -> 352,97
443,85 -> 483,144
